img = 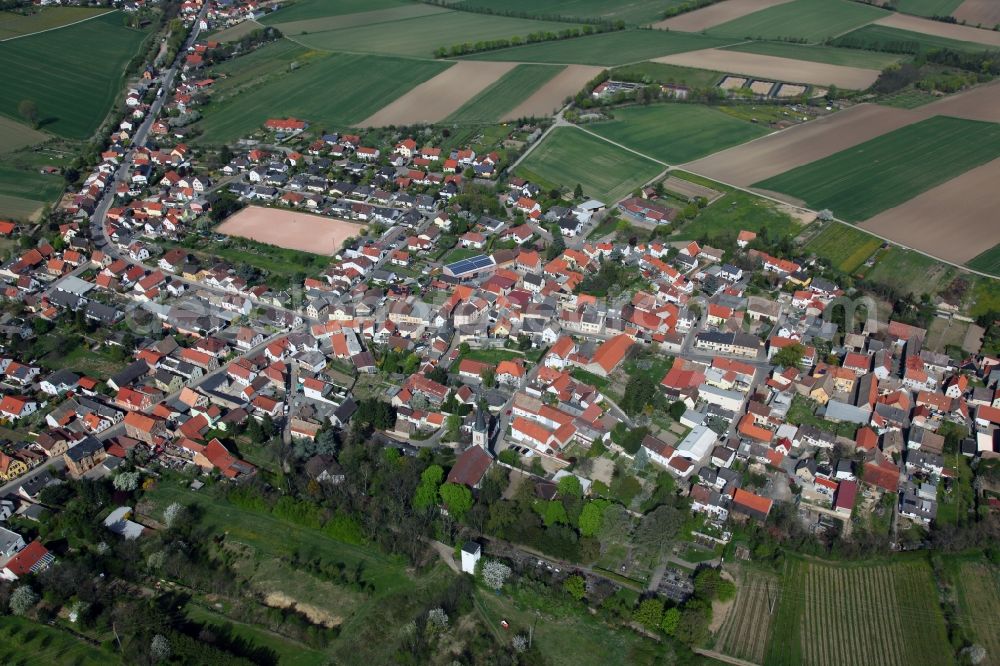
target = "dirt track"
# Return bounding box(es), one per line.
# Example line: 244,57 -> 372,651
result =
217,206 -> 360,255
652,48 -> 880,89
861,157 -> 1000,265
360,61 -> 516,126
682,103 -> 923,186
501,64 -> 602,121
953,0 -> 1000,28
653,0 -> 794,31
875,13 -> 1000,46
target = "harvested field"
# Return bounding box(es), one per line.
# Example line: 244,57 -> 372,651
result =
757,116 -> 1000,222
269,3 -> 448,35
875,12 -> 1000,46
654,48 -> 880,88
921,79 -> 1000,123
217,206 -> 360,255
360,61 -> 514,126
953,0 -> 1000,27
502,64 -> 602,120
654,0 -> 794,31
862,156 -> 1000,266
662,176 -> 722,202
683,104 -> 921,186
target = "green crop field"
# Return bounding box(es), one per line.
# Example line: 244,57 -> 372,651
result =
670,172 -> 802,244
464,29 -> 737,66
706,0 -> 888,42
755,116 -> 1000,222
967,243 -> 1000,275
266,3 -> 450,36
767,558 -> 953,666
0,6 -> 111,40
515,126 -> 662,202
805,222 -> 883,273
587,103 -> 769,164
894,0 -> 964,17
0,11 -> 150,139
258,0 -> 409,24
453,0 -> 691,25
610,61 -> 726,89
196,45 -> 450,143
722,41 -> 902,69
447,64 -> 564,123
832,24 -> 989,53
294,11 -> 582,58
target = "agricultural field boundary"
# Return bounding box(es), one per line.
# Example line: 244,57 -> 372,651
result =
0,8 -> 114,42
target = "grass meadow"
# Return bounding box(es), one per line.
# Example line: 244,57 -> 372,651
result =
705,0 -> 888,42
464,29 -> 737,66
586,103 -> 769,164
967,244 -> 1000,275
515,126 -> 663,202
805,222 -> 883,273
447,64 -> 564,123
754,116 -> 1000,222
0,11 -> 150,139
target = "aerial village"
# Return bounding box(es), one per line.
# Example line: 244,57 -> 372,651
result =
0,0 -> 997,592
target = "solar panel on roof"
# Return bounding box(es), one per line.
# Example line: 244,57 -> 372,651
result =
446,254 -> 494,275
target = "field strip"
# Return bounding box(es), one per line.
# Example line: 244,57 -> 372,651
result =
502,64 -> 603,121
860,156 -> 1000,266
269,4 -> 450,36
0,8 -> 115,42
920,79 -> 1000,123
681,103 -> 924,186
651,48 -> 881,89
359,61 -> 515,126
653,0 -> 795,32
875,12 -> 1000,46
953,0 -> 1000,27
210,19 -> 264,42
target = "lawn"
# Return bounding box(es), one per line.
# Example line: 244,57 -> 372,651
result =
184,603 -> 327,666
670,172 -> 802,245
894,0 -> 964,18
0,6 -> 111,40
196,44 -> 450,142
516,127 -> 663,203
705,0 -> 888,42
457,348 -> 526,365
446,64 -> 564,123
967,243 -> 1000,275
804,222 -> 883,273
767,557 -> 953,666
0,11 -> 150,139
610,61 -> 726,89
0,616 -> 119,665
754,116 -> 1000,222
294,11 -> 582,58
722,40 -> 902,69
258,0 -> 409,24
832,24 -> 990,53
453,0 -> 691,25
464,29 -> 737,66
441,246 -> 484,264
586,103 -> 769,164
40,343 -> 126,381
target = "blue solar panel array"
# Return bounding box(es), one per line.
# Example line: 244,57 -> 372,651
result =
446,254 -> 494,276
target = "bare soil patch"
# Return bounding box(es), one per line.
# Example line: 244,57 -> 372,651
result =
361,61 -> 515,126
502,64 -> 603,120
776,83 -> 807,97
654,0 -> 795,31
662,175 -> 722,202
654,48 -> 881,89
921,79 -> 1000,123
876,12 -> 1000,46
861,156 -> 1000,264
264,591 -> 343,628
682,103 -> 922,186
217,205 -> 360,255
749,79 -> 775,95
953,0 -> 1000,28
719,75 -> 748,90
